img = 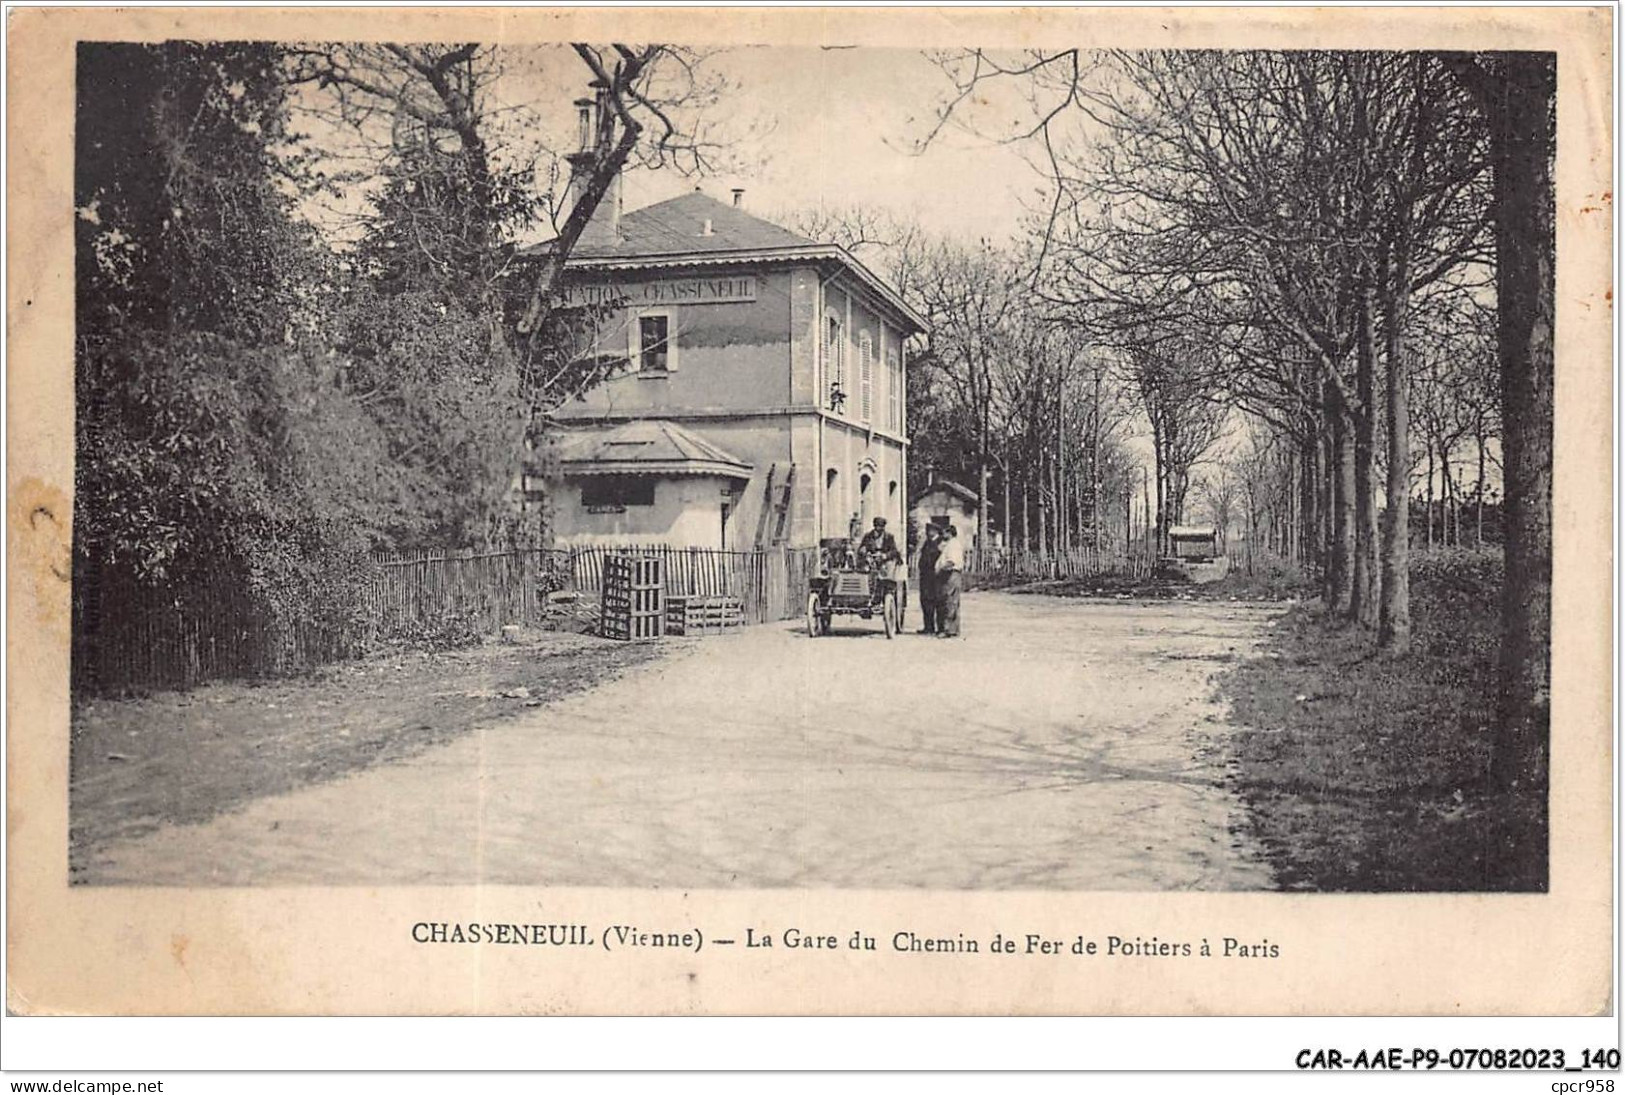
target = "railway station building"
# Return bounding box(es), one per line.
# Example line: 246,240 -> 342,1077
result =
534,183 -> 926,551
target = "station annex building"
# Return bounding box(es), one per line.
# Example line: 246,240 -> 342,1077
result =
537,187 -> 927,551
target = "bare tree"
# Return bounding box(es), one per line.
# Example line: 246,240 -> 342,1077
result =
910,238 -> 1025,549
288,42 -> 730,376
1114,320 -> 1229,555
1196,468 -> 1239,549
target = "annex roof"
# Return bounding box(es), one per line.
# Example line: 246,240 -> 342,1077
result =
555,419 -> 753,481
911,480 -> 980,507
546,190 -> 928,334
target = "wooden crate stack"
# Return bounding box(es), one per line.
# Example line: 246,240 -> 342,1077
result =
600,555 -> 665,640
665,594 -> 745,636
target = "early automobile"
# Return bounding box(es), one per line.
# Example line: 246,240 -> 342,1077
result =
805,537 -> 902,638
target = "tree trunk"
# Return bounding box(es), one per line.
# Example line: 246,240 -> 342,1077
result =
1290,444 -> 1303,564
1317,426 -> 1333,576
1148,417 -> 1166,559
977,401 -> 991,553
1425,444 -> 1436,548
1144,467 -> 1153,561
1352,285 -> 1380,627
1438,441 -> 1457,548
1074,473 -> 1085,561
1037,466 -> 1049,560
1488,53 -> 1555,793
1021,477 -> 1031,551
1124,484 -> 1132,563
517,118 -> 642,343
1002,458 -> 1013,555
1054,389 -> 1067,554
1326,380 -> 1356,616
1476,422 -> 1487,545
1153,458 -> 1166,561
1299,428 -> 1319,571
1091,374 -> 1104,552
1379,273 -> 1413,652
1321,433 -> 1336,604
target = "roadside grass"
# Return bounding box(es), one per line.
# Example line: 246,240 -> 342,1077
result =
1216,548 -> 1546,891
70,631 -> 665,879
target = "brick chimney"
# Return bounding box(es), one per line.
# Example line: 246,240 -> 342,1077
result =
731,187 -> 745,208
565,82 -> 621,247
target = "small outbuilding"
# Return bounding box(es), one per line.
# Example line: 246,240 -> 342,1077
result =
1167,525 -> 1221,561
909,480 -> 982,548
1161,524 -> 1230,583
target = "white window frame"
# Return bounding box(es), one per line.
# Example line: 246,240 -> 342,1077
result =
629,306 -> 679,375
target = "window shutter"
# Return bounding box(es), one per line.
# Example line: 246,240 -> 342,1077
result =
860,333 -> 873,423
888,345 -> 901,431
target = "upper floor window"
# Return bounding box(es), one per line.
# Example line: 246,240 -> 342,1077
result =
630,309 -> 677,374
824,312 -> 845,411
887,342 -> 903,432
858,331 -> 874,424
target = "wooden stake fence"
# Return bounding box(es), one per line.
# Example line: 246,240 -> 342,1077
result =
78,542 -> 1146,694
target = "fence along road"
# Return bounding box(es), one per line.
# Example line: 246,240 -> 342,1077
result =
78,542 -> 1149,693
371,545 -> 824,631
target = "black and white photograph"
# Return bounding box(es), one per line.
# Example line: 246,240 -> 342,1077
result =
7,5 -> 1612,1027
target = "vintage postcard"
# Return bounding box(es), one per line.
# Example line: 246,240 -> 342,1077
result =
6,5 -> 1613,1017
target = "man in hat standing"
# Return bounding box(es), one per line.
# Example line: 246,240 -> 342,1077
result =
914,522 -> 943,634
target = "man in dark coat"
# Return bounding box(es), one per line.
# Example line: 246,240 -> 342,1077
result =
915,523 -> 943,634
858,517 -> 902,570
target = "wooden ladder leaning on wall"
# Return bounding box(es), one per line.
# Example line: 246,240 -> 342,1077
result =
752,462 -> 797,549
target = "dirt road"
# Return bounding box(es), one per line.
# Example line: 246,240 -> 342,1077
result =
84,593 -> 1280,889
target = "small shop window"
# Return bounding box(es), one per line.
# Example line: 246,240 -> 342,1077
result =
582,475 -> 656,513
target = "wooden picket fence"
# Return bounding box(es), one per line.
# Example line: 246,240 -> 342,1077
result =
81,541 -> 1166,694
73,565 -> 365,695
75,545 -> 823,694
370,544 -> 822,634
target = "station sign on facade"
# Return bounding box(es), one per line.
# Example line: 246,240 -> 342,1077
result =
563,275 -> 758,308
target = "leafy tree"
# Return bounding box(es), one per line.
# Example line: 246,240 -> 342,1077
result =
74,42 -> 393,684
